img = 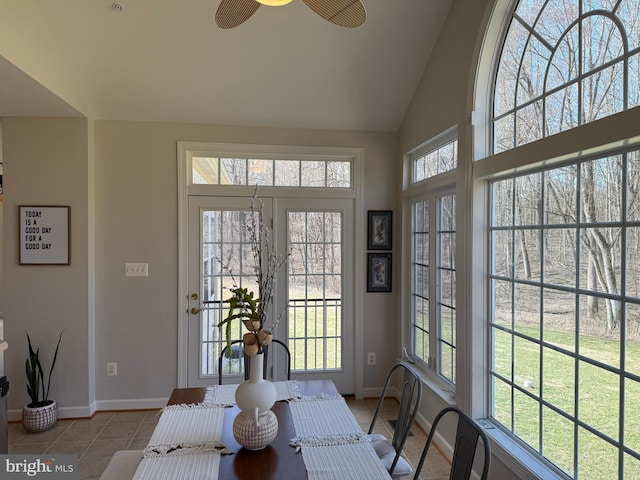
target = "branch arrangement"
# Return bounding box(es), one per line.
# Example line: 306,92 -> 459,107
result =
218,188 -> 290,355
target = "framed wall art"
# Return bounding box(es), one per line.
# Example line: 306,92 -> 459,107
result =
19,205 -> 70,265
367,210 -> 392,250
367,252 -> 392,292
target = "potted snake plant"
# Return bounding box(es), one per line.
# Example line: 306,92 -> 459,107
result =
23,330 -> 63,432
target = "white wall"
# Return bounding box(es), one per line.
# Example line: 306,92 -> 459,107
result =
400,0 -> 487,153
0,117 -> 401,415
2,117 -> 91,417
92,120 -> 400,405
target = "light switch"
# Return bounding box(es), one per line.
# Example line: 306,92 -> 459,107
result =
125,263 -> 148,277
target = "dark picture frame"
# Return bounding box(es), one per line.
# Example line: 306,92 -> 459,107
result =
367,210 -> 392,250
367,252 -> 392,292
19,205 -> 71,265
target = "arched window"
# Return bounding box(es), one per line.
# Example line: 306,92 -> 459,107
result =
484,1 -> 640,478
494,0 -> 640,152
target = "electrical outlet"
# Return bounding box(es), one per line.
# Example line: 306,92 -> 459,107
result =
367,352 -> 376,365
107,362 -> 118,376
125,263 -> 148,277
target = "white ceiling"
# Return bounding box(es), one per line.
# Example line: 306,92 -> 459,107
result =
0,0 -> 452,132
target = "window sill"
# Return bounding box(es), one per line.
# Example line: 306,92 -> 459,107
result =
479,420 -> 572,480
399,358 -> 456,404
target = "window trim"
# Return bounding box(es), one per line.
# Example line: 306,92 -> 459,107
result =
183,141 -> 357,193
470,0 -> 640,478
406,126 -> 459,187
403,128 -> 459,398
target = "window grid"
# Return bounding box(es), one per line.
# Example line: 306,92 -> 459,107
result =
437,194 -> 456,384
489,148 -> 640,479
412,139 -> 458,183
493,1 -> 640,153
412,199 -> 430,365
201,210 -> 257,377
288,211 -> 343,372
411,194 -> 457,386
192,157 -> 351,188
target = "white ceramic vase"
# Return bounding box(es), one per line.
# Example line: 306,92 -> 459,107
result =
235,352 -> 276,413
233,351 -> 278,450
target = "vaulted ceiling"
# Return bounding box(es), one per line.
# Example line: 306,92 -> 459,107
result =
0,0 -> 452,132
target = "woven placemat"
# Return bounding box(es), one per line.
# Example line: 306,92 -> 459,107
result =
289,395 -> 362,437
145,404 -> 226,452
288,395 -> 391,479
204,380 -> 301,405
298,441 -> 391,480
133,450 -> 223,480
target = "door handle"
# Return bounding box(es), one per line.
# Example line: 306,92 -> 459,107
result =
190,307 -> 201,315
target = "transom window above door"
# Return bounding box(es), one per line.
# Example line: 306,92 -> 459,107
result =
191,156 -> 351,188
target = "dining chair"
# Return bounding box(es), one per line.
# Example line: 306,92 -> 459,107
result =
218,338 -> 291,384
413,406 -> 491,480
368,362 -> 423,478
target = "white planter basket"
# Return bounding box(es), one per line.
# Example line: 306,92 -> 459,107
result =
22,400 -> 58,432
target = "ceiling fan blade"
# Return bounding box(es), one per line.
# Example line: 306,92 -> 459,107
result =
302,0 -> 366,28
215,0 -> 261,29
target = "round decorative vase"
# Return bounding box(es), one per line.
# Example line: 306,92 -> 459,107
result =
235,352 -> 276,413
232,409 -> 279,450
233,351 -> 278,449
22,400 -> 58,433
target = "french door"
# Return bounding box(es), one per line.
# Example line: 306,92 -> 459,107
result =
185,195 -> 354,392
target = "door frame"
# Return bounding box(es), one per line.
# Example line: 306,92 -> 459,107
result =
176,142 -> 366,396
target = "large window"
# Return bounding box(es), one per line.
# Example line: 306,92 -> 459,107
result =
494,0 -> 640,152
489,149 -> 640,478
487,0 -> 640,478
409,136 -> 457,385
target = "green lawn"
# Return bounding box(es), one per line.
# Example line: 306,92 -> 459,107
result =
494,325 -> 640,479
288,302 -> 341,371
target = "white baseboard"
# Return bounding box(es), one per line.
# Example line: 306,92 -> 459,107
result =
93,397 -> 169,412
8,397 -> 169,422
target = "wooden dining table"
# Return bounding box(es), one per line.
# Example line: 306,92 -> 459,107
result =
167,379 -> 340,480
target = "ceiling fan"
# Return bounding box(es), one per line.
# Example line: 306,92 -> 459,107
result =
215,0 -> 366,29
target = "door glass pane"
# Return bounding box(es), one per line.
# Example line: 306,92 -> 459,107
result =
192,157 -> 219,184
248,159 -> 274,186
201,209 -> 257,377
274,160 -> 300,186
301,162 -> 326,187
288,211 -> 343,371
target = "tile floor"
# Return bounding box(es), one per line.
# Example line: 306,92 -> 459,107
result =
8,399 -> 451,480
